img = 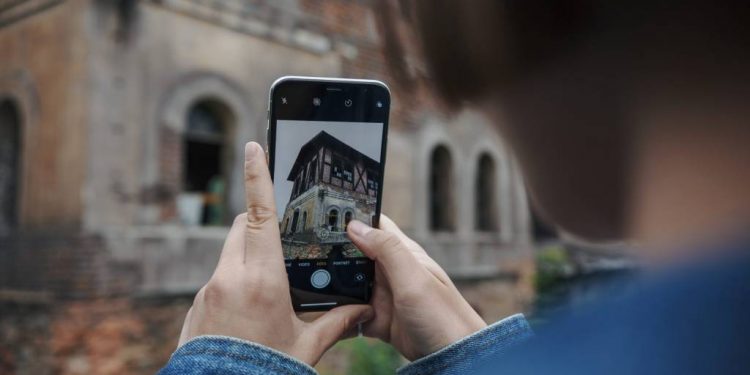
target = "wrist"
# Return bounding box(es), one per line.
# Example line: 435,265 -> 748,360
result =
408,314 -> 487,361
398,314 -> 533,375
439,315 -> 488,355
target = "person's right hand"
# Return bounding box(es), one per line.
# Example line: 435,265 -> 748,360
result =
347,216 -> 487,361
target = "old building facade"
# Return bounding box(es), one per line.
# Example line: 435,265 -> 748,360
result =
281,131 -> 379,252
1,0 -> 533,331
0,1 -> 537,372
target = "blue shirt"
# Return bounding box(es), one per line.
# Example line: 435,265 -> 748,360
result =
478,247 -> 750,375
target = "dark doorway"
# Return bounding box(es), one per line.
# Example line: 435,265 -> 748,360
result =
328,209 -> 339,231
344,211 -> 352,230
291,209 -> 300,234
183,100 -> 232,225
475,153 -> 498,231
429,145 -> 455,231
0,100 -> 21,236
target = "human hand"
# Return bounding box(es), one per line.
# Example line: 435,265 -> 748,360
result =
347,216 -> 487,361
177,142 -> 374,365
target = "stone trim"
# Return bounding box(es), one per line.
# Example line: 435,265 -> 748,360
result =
146,72 -> 253,224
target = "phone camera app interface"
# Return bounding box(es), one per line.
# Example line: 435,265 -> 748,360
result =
274,119 -> 383,307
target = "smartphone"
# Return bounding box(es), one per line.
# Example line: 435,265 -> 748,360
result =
267,76 -> 390,311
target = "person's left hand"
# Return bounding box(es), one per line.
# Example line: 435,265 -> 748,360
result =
177,141 -> 374,365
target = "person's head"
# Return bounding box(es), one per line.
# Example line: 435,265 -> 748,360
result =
382,1 -> 750,245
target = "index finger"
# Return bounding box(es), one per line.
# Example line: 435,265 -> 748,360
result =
347,221 -> 425,291
243,142 -> 285,268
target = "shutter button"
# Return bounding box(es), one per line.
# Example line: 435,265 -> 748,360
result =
311,269 -> 331,289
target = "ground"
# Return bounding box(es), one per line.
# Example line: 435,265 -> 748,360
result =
0,276 -> 529,375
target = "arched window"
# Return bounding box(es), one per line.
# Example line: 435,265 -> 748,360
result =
475,153 -> 498,231
301,211 -> 307,232
344,211 -> 353,230
0,99 -> 21,236
429,145 -> 455,231
328,209 -> 339,232
184,100 -> 232,225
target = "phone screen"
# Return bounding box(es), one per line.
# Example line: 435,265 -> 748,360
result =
268,77 -> 389,311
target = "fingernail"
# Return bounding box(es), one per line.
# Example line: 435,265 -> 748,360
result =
357,307 -> 375,325
245,142 -> 260,161
348,220 -> 372,237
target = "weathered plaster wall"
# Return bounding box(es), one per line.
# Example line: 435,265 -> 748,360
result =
0,0 -> 89,229
83,2 -> 343,231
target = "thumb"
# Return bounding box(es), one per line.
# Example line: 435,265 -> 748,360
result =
347,220 -> 421,287
309,304 -> 374,349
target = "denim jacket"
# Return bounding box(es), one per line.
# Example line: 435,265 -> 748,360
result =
159,313 -> 533,375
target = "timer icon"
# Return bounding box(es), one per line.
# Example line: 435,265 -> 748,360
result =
344,99 -> 352,107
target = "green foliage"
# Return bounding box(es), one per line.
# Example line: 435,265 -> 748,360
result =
338,337 -> 403,375
534,245 -> 572,292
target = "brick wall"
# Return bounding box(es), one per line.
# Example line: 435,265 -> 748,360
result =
0,233 -> 110,298
158,126 -> 182,222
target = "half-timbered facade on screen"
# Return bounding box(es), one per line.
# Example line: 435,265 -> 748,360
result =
280,131 -> 379,247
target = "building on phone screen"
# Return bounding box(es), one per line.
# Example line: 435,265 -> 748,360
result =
280,131 -> 379,258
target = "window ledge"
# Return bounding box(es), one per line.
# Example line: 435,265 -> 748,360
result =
113,224 -> 231,241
